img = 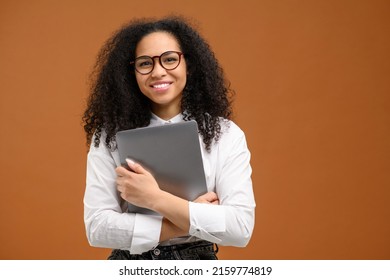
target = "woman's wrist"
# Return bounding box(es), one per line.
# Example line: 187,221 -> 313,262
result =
151,191 -> 190,232
160,218 -> 187,242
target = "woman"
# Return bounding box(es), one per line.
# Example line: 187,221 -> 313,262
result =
83,16 -> 255,260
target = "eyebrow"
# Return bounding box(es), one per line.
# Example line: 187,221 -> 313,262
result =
135,50 -> 182,58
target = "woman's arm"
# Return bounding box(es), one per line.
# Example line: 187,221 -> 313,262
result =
84,139 -> 163,254
159,192 -> 219,241
188,126 -> 255,247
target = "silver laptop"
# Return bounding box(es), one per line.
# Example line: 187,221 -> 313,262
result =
116,120 -> 207,215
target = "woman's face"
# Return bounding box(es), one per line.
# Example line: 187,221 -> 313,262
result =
134,31 -> 187,120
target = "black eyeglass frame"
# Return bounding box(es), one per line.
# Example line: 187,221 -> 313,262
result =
130,51 -> 184,75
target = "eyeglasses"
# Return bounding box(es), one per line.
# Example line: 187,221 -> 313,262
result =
130,51 -> 183,75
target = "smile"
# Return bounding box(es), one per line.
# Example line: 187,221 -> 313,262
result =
151,83 -> 171,89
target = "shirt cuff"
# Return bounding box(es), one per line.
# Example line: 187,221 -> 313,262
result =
188,202 -> 225,243
130,214 -> 163,254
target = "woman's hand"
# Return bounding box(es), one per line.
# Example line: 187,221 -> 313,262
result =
194,191 -> 219,205
115,159 -> 162,210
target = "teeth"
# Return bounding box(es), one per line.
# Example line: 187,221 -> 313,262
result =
153,83 -> 170,89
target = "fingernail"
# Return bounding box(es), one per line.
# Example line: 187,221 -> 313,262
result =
126,158 -> 135,165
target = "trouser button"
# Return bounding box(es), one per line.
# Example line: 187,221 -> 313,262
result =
153,248 -> 160,256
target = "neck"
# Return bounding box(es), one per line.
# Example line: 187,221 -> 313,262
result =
151,106 -> 181,121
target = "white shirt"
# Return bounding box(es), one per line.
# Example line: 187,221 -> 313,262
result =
84,113 -> 255,254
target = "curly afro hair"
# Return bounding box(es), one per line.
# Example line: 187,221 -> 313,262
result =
82,15 -> 234,151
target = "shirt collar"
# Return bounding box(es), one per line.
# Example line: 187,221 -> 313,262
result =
150,112 -> 184,126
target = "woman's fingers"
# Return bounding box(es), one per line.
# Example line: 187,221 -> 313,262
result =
194,191 -> 219,204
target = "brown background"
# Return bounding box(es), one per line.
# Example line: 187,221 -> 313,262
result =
0,0 -> 389,259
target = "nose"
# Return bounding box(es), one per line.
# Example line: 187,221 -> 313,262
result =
150,58 -> 167,77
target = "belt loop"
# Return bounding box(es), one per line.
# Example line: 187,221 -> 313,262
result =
214,243 -> 219,253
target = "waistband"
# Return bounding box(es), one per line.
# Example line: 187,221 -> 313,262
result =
108,240 -> 218,260
149,240 -> 218,259
155,240 -> 216,251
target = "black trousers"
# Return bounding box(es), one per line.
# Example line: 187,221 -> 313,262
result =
108,240 -> 218,260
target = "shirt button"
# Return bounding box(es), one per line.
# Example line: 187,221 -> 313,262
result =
153,248 -> 161,256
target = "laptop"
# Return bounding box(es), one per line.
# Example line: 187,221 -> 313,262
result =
116,120 -> 208,215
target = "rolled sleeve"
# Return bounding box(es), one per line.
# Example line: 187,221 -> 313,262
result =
130,214 -> 163,254
188,202 -> 225,243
